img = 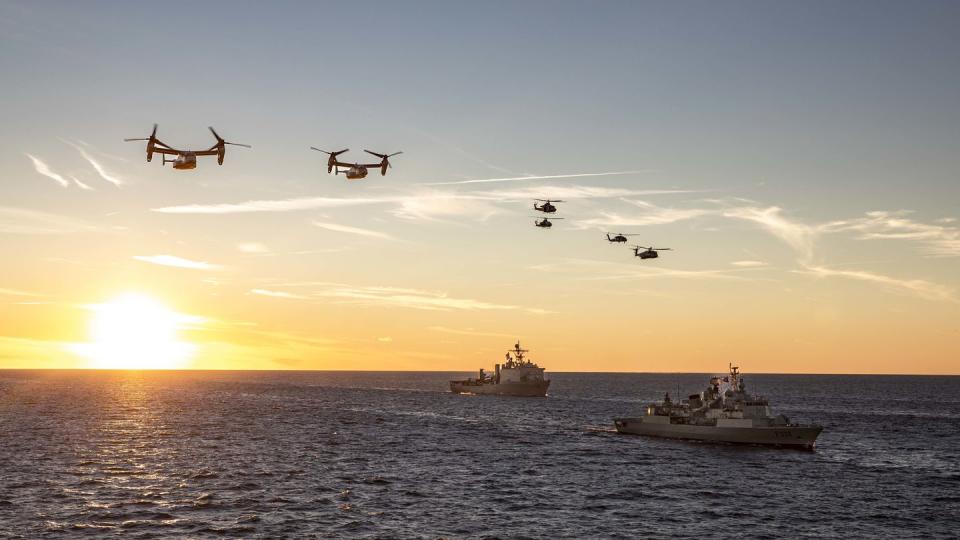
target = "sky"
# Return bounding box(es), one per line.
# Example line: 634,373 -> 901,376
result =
1,1 -> 958,374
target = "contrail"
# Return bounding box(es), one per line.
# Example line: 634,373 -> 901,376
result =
421,170 -> 646,186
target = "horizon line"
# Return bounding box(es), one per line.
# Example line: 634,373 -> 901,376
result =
2,368 -> 956,377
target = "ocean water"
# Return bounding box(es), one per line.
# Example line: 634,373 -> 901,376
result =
0,370 -> 957,539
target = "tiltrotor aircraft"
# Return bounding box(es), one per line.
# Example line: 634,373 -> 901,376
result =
310,148 -> 402,180
124,125 -> 250,170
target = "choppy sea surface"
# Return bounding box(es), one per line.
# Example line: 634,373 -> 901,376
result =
0,370 -> 958,539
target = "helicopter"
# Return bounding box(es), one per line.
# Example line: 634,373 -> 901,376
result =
533,216 -> 564,228
310,148 -> 402,180
124,125 -> 250,170
606,232 -> 640,243
533,199 -> 565,213
631,245 -> 671,259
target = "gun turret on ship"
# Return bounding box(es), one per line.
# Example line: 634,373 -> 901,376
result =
450,342 -> 550,397
614,364 -> 822,449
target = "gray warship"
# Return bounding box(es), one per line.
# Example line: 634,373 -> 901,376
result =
614,365 -> 822,449
450,342 -> 550,397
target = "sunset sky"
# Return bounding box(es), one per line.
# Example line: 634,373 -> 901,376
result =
1,1 -> 958,374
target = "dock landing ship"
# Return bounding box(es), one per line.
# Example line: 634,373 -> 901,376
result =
450,342 -> 550,397
614,365 -> 822,449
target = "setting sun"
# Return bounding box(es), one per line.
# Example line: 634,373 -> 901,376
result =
69,293 -> 200,369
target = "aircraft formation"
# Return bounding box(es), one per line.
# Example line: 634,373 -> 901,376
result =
124,125 -> 401,179
531,200 -> 672,261
124,124 -> 670,261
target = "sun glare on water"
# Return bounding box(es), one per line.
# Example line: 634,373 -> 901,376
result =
70,293 -> 201,369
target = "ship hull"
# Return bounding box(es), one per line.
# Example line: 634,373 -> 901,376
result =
613,417 -> 822,449
450,380 -> 550,397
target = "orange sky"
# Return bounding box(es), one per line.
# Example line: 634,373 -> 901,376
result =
2,3 -> 959,374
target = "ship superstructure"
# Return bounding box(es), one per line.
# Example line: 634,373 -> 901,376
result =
450,342 -> 550,397
614,365 -> 822,449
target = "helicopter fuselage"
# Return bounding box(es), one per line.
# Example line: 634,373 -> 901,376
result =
166,153 -> 197,170
608,236 -> 627,243
534,203 -> 557,213
638,251 -> 658,259
338,165 -> 368,180
535,220 -> 553,228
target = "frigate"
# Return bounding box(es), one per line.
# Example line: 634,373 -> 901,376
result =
614,365 -> 822,449
450,342 -> 550,397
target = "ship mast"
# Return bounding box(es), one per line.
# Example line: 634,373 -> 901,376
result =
512,341 -> 529,365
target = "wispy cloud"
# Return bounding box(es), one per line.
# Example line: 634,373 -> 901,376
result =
582,198 -> 959,266
249,282 -> 546,314
154,196 -> 391,214
317,285 -> 538,312
0,288 -> 40,298
63,140 -> 123,187
250,289 -> 308,299
799,265 -> 955,302
478,186 -> 693,201
823,210 -> 960,257
389,186 -> 688,222
731,260 -> 768,267
577,200 -> 713,228
427,326 -> 516,338
70,139 -> 129,162
529,258 -> 751,282
154,186 -> 691,218
389,193 -> 500,222
723,206 -> 817,262
0,207 -> 96,234
421,170 -> 646,186
312,221 -> 394,239
237,242 -> 270,254
133,255 -> 222,271
24,154 -> 69,187
577,199 -> 818,261
69,176 -> 94,191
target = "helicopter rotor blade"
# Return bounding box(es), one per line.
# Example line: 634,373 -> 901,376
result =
225,142 -> 251,148
208,126 -> 222,141
125,123 -> 158,142
365,149 -> 401,159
